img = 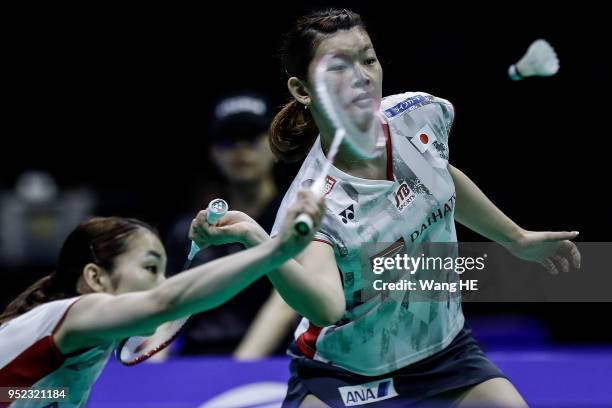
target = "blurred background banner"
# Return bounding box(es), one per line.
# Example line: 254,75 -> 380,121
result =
87,354 -> 612,407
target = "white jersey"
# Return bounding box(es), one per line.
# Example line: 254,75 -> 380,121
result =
0,297 -> 114,407
271,92 -> 464,376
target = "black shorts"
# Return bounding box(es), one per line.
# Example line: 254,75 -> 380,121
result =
282,322 -> 507,407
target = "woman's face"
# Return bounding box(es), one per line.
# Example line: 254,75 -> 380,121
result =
109,229 -> 167,294
307,27 -> 383,115
211,133 -> 275,183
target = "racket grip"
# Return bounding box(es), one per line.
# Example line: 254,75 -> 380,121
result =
187,198 -> 228,262
207,198 -> 228,224
294,213 -> 313,236
187,241 -> 200,261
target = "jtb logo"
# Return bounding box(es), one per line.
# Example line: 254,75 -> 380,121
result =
338,379 -> 399,406
393,181 -> 416,212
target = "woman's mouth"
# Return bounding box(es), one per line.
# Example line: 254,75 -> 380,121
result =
352,93 -> 373,108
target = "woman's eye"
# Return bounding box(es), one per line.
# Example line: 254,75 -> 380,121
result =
364,57 -> 377,65
145,265 -> 158,274
329,63 -> 348,72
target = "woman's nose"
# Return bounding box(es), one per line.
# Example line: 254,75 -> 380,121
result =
352,65 -> 371,88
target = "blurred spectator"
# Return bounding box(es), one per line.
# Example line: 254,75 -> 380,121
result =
0,171 -> 94,268
165,93 -> 297,358
0,171 -> 95,310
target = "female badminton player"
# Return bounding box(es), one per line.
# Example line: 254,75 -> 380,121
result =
263,9 -> 580,407
0,190 -> 323,407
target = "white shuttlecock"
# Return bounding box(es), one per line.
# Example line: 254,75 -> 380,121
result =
509,39 -> 560,81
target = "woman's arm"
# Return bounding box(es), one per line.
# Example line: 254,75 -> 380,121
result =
449,164 -> 580,273
267,241 -> 345,327
55,192 -> 323,353
233,289 -> 297,360
449,164 -> 525,243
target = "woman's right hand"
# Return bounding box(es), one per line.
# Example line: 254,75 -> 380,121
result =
189,210 -> 269,249
277,189 -> 325,257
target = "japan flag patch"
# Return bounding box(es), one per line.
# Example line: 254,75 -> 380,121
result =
411,124 -> 437,154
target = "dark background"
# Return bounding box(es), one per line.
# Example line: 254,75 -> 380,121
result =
2,2 -> 610,345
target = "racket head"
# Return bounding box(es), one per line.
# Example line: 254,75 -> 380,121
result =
313,52 -> 386,160
115,316 -> 189,365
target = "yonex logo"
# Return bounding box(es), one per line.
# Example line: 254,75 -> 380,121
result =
339,205 -> 355,224
338,378 -> 398,406
393,181 -> 416,212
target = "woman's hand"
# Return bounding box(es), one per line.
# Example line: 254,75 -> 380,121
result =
189,210 -> 269,249
277,189 -> 325,257
504,230 -> 581,274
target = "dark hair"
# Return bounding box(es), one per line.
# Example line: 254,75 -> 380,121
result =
0,217 -> 157,324
270,8 -> 366,163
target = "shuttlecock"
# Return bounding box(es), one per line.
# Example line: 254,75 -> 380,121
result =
509,39 -> 559,81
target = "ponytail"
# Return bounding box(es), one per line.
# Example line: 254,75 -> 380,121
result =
269,100 -> 319,163
0,273 -> 75,324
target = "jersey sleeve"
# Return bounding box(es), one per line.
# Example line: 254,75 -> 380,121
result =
432,95 -> 455,148
383,91 -> 454,164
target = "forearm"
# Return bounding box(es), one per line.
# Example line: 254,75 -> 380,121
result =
267,251 -> 345,327
234,290 -> 297,360
156,238 -> 289,320
239,230 -> 342,326
59,237 -> 296,349
235,224 -> 344,327
449,164 -> 525,244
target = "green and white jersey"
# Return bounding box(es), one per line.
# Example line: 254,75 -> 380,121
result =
0,297 -> 114,407
272,92 -> 464,376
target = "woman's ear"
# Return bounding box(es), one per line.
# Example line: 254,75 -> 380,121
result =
287,77 -> 311,107
79,263 -> 113,294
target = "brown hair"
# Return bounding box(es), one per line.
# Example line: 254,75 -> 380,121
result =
0,217 -> 157,324
270,9 -> 366,163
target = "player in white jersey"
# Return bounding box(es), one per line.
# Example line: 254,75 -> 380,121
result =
262,9 -> 580,407
0,193 -> 323,407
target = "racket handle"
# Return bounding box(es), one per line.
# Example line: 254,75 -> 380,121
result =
207,198 -> 228,224
187,241 -> 200,261
186,198 -> 228,262
294,213 -> 313,236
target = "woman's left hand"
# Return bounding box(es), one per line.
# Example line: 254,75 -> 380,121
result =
189,210 -> 269,249
504,230 -> 581,274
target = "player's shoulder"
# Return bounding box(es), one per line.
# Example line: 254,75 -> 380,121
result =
0,297 -> 81,335
29,296 -> 82,317
381,91 -> 429,108
382,91 -> 452,119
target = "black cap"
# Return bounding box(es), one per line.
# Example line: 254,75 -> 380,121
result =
209,93 -> 271,143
